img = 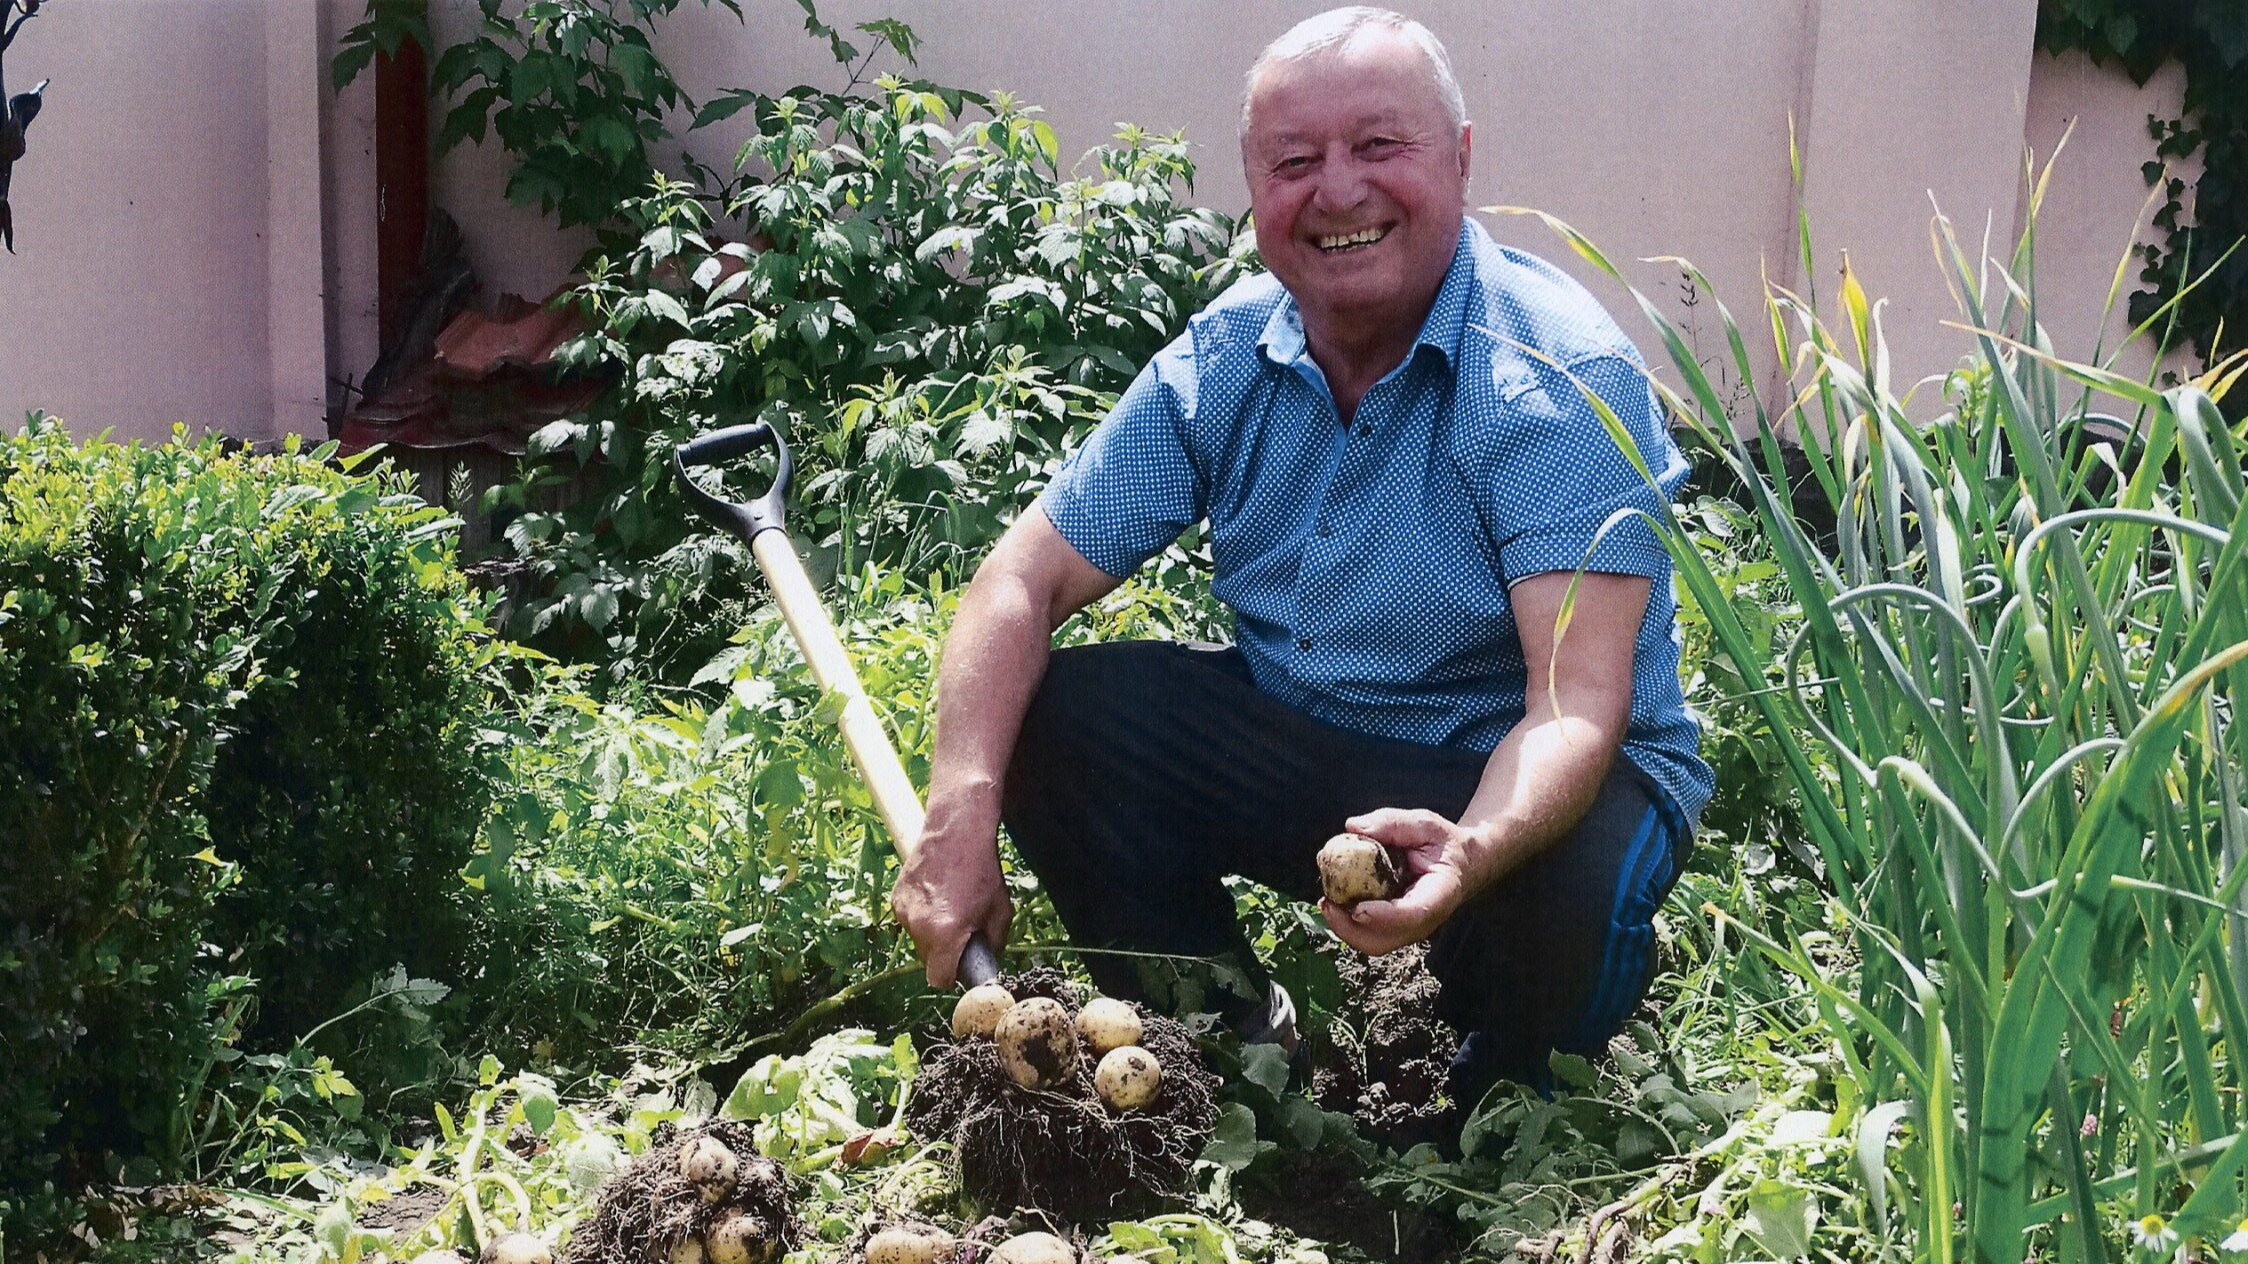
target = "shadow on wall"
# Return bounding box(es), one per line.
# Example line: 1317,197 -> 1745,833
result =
0,0 -> 53,254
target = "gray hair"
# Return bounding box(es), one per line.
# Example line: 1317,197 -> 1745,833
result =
1240,8 -> 1466,138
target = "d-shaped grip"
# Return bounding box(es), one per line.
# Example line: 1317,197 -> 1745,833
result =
671,422 -> 794,542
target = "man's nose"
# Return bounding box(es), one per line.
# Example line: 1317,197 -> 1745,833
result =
1309,153 -> 1368,215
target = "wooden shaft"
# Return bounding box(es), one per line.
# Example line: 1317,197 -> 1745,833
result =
750,530 -> 928,859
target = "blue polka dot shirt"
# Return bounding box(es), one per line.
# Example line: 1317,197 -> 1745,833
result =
1038,218 -> 1713,828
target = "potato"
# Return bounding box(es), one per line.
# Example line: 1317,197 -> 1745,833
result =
1093,1044 -> 1163,1112
669,1238 -> 707,1264
478,1234 -> 552,1264
989,1231 -> 1075,1264
1074,997 -> 1142,1056
704,1210 -> 776,1264
994,996 -> 1078,1090
950,983 -> 1014,1039
677,1135 -> 739,1203
1317,833 -> 1400,906
865,1224 -> 956,1264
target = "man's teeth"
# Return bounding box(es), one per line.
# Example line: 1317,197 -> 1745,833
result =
1317,227 -> 1388,251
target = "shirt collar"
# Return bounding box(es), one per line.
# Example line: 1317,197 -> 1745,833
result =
1257,218 -> 1478,373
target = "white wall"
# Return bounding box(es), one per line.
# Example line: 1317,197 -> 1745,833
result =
0,0 -> 325,446
0,2 -> 2207,444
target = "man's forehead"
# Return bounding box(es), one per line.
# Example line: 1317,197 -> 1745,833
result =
1257,104 -> 1423,144
1244,31 -> 1447,135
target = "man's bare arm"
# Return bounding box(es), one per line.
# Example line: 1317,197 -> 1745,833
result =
891,504 -> 1124,985
1326,570 -> 1647,955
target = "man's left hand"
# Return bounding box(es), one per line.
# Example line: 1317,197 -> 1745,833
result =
1319,807 -> 1489,955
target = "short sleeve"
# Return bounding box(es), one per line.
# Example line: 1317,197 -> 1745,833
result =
1482,353 -> 1683,586
1035,342 -> 1208,578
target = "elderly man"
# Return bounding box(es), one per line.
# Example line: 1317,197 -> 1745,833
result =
892,7 -> 1712,1099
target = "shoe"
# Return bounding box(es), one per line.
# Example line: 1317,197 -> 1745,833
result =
1236,979 -> 1300,1057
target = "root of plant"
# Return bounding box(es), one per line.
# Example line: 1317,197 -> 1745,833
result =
903,970 -> 1218,1223
564,1119 -> 795,1264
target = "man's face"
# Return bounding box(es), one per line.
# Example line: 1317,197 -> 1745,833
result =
1242,29 -> 1470,330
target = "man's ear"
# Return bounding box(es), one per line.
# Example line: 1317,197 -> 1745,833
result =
1457,121 -> 1473,186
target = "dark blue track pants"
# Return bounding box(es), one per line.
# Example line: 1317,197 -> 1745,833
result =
1000,640 -> 1687,1094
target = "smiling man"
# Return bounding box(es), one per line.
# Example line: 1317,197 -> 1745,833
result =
891,7 -> 1712,1102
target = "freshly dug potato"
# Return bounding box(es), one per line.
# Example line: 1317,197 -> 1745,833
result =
994,996 -> 1078,1090
989,1231 -> 1074,1264
478,1234 -> 552,1264
1317,833 -> 1400,906
678,1134 -> 740,1203
704,1210 -> 776,1264
1093,1045 -> 1163,1112
865,1224 -> 956,1264
951,983 -> 1015,1039
1074,997 -> 1142,1056
669,1237 -> 707,1264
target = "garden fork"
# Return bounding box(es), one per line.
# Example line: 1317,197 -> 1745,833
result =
672,422 -> 1002,992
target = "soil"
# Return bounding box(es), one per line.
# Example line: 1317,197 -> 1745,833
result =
357,1184 -> 449,1235
565,1119 -> 795,1264
1230,943 -> 1464,1264
1237,1150 -> 1455,1264
1310,943 -> 1462,1153
903,969 -> 1219,1224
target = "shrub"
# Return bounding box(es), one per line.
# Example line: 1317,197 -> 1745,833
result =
0,419 -> 495,1194
497,66 -> 1246,679
463,563 -> 1227,1066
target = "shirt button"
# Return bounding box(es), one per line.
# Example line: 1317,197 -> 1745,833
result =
1316,523 -> 1333,538
1355,424 -> 1372,437
1296,636 -> 1312,652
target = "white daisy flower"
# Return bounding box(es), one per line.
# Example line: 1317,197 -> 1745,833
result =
2130,1213 -> 2179,1254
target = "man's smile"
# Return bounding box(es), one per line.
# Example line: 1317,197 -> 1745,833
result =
1315,225 -> 1392,253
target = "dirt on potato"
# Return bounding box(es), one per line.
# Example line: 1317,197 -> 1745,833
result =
1310,943 -> 1462,1153
564,1119 -> 795,1264
903,970 -> 1218,1223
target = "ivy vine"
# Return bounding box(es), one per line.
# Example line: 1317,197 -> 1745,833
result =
2036,0 -> 2248,369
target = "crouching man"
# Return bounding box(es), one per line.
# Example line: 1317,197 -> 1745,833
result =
891,6 -> 1711,1102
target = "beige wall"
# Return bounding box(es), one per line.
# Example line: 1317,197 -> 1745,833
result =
0,1 -> 2203,444
0,0 -> 326,446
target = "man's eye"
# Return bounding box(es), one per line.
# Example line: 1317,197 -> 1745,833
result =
1361,137 -> 1402,155
1276,156 -> 1314,173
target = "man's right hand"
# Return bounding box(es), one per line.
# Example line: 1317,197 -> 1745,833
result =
891,796 -> 1012,987
890,505 -> 1119,988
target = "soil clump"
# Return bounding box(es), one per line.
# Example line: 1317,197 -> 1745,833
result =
1237,1149 -> 1455,1264
903,970 -> 1218,1223
565,1120 -> 794,1263
1310,944 -> 1461,1152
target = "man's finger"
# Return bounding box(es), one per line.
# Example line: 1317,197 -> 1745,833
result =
1346,807 -> 1450,849
923,929 -> 962,989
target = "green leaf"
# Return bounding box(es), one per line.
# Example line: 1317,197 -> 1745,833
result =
1239,1043 -> 1291,1097
1745,1178 -> 1818,1260
758,758 -> 804,809
332,40 -> 377,91
583,115 -> 639,165
694,90 -> 758,129
519,1080 -> 560,1136
1198,1102 -> 1273,1173
642,290 -> 691,329
915,225 -> 979,263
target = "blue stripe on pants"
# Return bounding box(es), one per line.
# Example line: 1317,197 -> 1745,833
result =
1567,801 -> 1682,1051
